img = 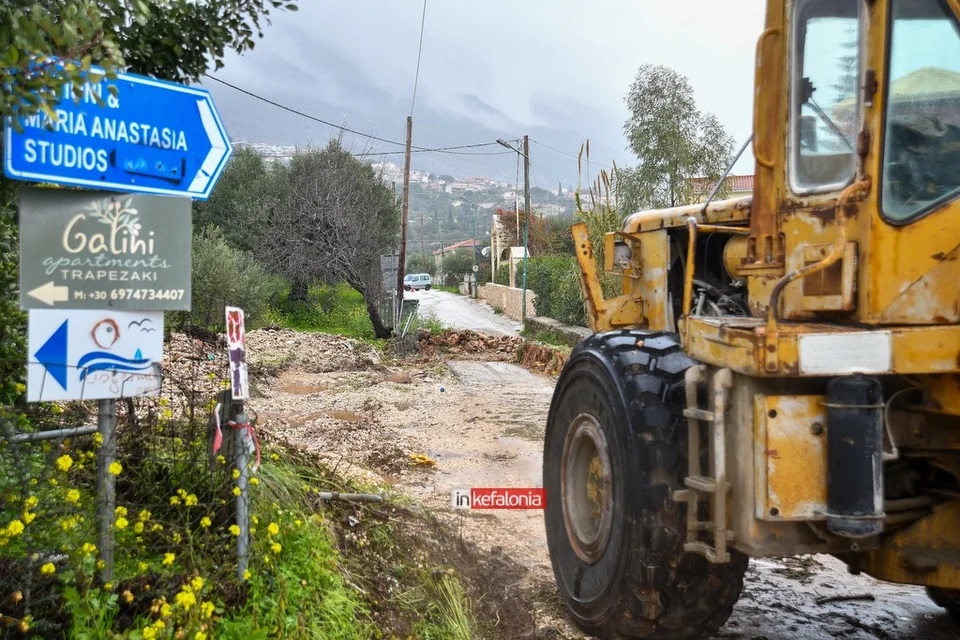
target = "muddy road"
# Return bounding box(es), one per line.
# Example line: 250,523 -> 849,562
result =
250,329 -> 958,639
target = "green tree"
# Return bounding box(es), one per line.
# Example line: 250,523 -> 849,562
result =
259,141 -> 401,338
194,146 -> 277,252
172,225 -> 283,330
406,253 -> 436,276
618,64 -> 734,212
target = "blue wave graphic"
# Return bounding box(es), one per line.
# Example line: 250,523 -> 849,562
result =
77,351 -> 152,381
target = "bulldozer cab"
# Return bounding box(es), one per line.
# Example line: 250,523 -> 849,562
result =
750,0 -> 960,327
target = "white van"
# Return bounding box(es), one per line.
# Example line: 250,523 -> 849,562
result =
403,273 -> 432,291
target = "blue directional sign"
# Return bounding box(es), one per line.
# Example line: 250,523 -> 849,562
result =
4,69 -> 232,200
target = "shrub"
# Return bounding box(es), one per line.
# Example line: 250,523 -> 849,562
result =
0,178 -> 26,406
493,263 -> 511,286
526,255 -> 587,327
171,226 -> 284,331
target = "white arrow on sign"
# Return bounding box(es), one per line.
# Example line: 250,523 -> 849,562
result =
28,282 -> 69,306
187,99 -> 231,196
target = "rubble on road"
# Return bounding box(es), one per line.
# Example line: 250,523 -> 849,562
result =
417,328 -> 570,376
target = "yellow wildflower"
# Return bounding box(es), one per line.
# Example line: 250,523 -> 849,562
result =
55,455 -> 73,472
115,506 -> 128,518
195,632 -> 208,640
18,618 -> 29,633
232,486 -> 241,496
162,553 -> 175,566
190,576 -> 204,592
199,516 -> 211,528
249,476 -> 260,486
107,461 -> 122,476
228,524 -> 240,536
170,495 -> 181,506
201,601 -> 215,618
175,589 -> 196,610
24,496 -> 38,510
177,488 -> 188,498
267,522 -> 280,536
5,520 -> 24,536
242,569 -> 251,581
155,618 -> 167,630
294,519 -> 303,527
48,478 -> 58,486
271,542 -> 282,554
65,489 -> 80,504
151,524 -> 163,533
134,521 -> 144,534
97,560 -> 105,570
22,512 -> 36,525
40,563 -> 56,575
138,509 -> 152,522
93,431 -> 103,445
139,562 -> 149,573
216,455 -> 226,465
81,542 -> 97,556
142,627 -> 156,640
270,452 -> 280,461
185,494 -> 198,506
172,533 -> 182,544
122,590 -> 134,603
231,469 -> 240,480
103,582 -> 113,591
115,517 -> 128,530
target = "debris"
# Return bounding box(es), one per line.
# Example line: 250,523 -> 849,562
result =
409,453 -> 437,468
316,491 -> 383,503
814,592 -> 876,605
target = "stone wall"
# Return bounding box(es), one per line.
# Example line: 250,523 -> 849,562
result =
479,283 -> 537,320
523,316 -> 591,347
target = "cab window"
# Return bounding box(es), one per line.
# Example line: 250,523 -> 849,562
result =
882,0 -> 960,222
790,0 -> 861,193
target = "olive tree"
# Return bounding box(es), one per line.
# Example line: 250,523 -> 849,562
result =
617,64 -> 734,213
258,142 -> 401,338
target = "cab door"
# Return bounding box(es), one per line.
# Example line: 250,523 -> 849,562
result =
862,0 -> 960,324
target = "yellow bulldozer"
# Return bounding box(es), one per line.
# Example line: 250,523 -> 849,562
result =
543,0 -> 960,637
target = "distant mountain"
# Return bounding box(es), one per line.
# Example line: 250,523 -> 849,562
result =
201,41 -> 631,188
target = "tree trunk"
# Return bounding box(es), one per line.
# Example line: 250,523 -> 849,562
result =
289,280 -> 310,303
362,291 -> 392,339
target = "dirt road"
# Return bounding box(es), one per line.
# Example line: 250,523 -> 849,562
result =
252,329 -> 958,639
410,289 -> 522,335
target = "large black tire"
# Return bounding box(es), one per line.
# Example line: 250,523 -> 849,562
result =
544,330 -> 748,639
927,587 -> 960,623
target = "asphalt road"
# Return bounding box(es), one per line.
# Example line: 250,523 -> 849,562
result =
408,288 -> 522,335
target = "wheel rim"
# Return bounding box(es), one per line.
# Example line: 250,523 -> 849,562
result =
560,413 -> 613,564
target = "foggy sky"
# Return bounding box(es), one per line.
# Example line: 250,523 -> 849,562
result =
214,1 -> 766,172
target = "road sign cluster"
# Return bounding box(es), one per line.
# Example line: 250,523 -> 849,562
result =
5,66 -> 233,402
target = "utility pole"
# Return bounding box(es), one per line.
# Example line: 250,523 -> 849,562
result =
396,117 -> 413,315
496,136 -> 532,317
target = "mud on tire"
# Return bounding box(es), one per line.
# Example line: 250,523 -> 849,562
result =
543,330 -> 748,639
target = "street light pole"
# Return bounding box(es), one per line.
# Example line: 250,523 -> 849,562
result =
496,136 -> 531,321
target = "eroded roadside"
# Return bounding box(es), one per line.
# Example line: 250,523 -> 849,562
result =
248,328 -> 958,640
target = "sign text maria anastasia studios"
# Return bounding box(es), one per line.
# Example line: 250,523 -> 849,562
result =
19,187 -> 191,311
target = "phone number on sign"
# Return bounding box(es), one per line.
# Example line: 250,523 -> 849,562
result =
86,289 -> 186,302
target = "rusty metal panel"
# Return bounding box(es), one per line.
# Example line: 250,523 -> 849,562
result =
860,499 -> 960,590
754,394 -> 827,520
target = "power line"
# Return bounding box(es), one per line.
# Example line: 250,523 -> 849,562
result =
204,74 -> 507,156
529,138 -> 613,171
410,0 -> 428,116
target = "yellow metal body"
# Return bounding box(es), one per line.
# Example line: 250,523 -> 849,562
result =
574,0 -> 960,590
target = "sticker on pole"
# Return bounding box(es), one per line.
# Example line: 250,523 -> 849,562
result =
27,309 -> 163,402
226,306 -> 248,400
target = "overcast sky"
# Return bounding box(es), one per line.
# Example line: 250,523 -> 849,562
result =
215,1 -> 767,171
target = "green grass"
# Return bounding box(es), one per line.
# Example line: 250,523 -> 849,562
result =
266,284 -> 378,342
520,327 -> 573,349
435,285 -> 460,295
